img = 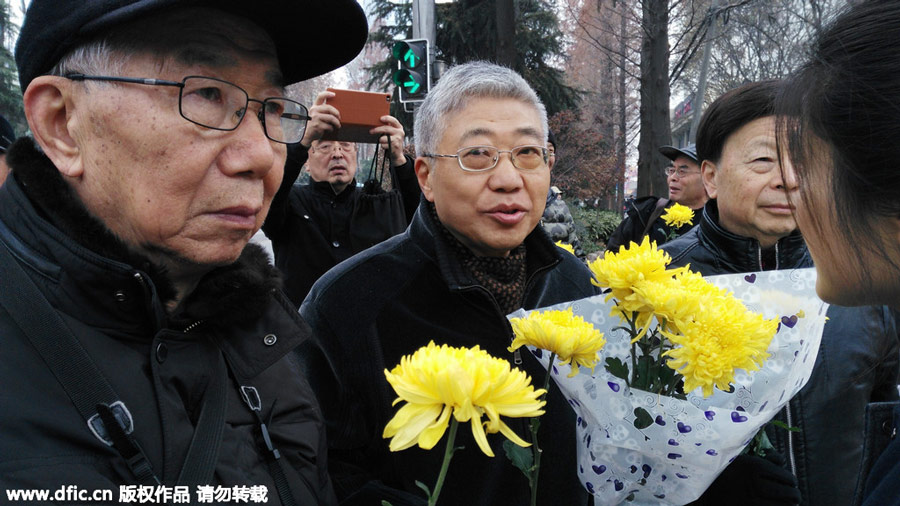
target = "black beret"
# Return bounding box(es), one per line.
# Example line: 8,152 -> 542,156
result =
15,0 -> 369,91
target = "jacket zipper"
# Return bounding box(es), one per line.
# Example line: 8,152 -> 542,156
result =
183,320 -> 204,333
756,242 -> 780,270
786,401 -> 797,477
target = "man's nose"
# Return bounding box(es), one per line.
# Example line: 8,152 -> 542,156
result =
487,153 -> 525,191
219,107 -> 279,178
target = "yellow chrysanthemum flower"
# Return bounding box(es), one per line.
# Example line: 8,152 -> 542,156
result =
383,341 -> 546,457
555,241 -> 576,255
588,236 -> 683,298
588,237 -> 687,330
661,203 -> 695,228
509,308 -> 606,377
662,293 -> 778,397
632,269 -> 726,336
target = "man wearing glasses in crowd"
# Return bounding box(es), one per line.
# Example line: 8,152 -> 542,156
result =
297,61 -> 597,505
605,144 -> 708,252
264,90 -> 420,307
0,1 -> 366,503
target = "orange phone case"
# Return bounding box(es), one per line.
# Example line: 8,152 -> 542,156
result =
321,88 -> 391,144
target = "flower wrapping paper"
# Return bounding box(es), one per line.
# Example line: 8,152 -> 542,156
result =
508,268 -> 828,505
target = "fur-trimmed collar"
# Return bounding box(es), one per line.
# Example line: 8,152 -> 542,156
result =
7,137 -> 282,327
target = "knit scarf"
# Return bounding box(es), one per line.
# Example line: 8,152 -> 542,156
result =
429,203 -> 527,314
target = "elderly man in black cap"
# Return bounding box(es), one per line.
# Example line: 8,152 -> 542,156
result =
605,143 -> 708,252
0,114 -> 14,184
0,1 -> 367,504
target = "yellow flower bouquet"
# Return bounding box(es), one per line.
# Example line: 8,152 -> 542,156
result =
507,238 -> 829,504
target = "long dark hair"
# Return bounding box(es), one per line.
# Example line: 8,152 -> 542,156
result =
776,0 -> 900,282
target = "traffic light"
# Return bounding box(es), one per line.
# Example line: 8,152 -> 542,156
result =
392,39 -> 430,104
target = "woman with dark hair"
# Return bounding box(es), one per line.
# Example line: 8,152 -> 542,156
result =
777,1 -> 900,504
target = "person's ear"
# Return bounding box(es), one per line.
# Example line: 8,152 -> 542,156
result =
23,76 -> 83,178
701,159 -> 718,199
415,157 -> 435,202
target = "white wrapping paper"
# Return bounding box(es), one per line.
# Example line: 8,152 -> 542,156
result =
508,268 -> 828,505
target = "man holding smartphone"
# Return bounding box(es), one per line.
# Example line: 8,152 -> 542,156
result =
264,90 -> 421,307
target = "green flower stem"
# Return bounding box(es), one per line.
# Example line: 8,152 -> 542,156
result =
665,363 -> 681,396
530,352 -> 556,506
626,313 -> 639,387
653,328 -> 667,394
429,418 -> 460,506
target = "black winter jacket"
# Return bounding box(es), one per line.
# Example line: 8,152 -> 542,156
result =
0,139 -> 336,505
862,400 -> 900,506
264,145 -> 420,307
605,196 -> 697,253
298,200 -> 599,506
662,200 -> 900,506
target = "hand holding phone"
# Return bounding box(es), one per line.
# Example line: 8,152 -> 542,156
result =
320,88 -> 391,144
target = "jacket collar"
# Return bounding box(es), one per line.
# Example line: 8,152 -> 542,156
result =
407,199 -> 561,290
309,178 -> 356,200
2,137 -> 283,334
697,199 -> 809,271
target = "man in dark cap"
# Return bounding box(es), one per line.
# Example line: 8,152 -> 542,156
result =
605,143 -> 707,252
0,114 -> 14,184
0,1 -> 367,503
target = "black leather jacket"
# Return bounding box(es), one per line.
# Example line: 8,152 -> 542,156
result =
299,200 -> 599,506
662,200 -> 900,506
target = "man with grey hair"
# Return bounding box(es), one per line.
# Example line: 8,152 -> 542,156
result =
0,1 -> 367,503
298,61 -> 596,505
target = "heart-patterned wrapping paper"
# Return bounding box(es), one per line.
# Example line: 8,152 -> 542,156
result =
508,268 -> 828,505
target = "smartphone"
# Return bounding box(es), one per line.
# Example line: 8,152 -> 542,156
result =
320,88 -> 392,144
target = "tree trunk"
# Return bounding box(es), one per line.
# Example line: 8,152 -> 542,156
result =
599,3 -> 617,211
495,0 -> 517,67
617,0 -> 629,211
637,0 -> 672,198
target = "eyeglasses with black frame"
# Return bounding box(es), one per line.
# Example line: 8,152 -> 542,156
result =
422,145 -> 549,172
64,74 -> 310,144
664,165 -> 701,178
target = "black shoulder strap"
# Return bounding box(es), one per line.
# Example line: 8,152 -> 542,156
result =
221,354 -> 302,506
641,198 -> 671,239
0,240 -> 160,485
175,353 -> 227,487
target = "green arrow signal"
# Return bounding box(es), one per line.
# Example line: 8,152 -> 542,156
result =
403,49 -> 419,67
403,79 -> 421,94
